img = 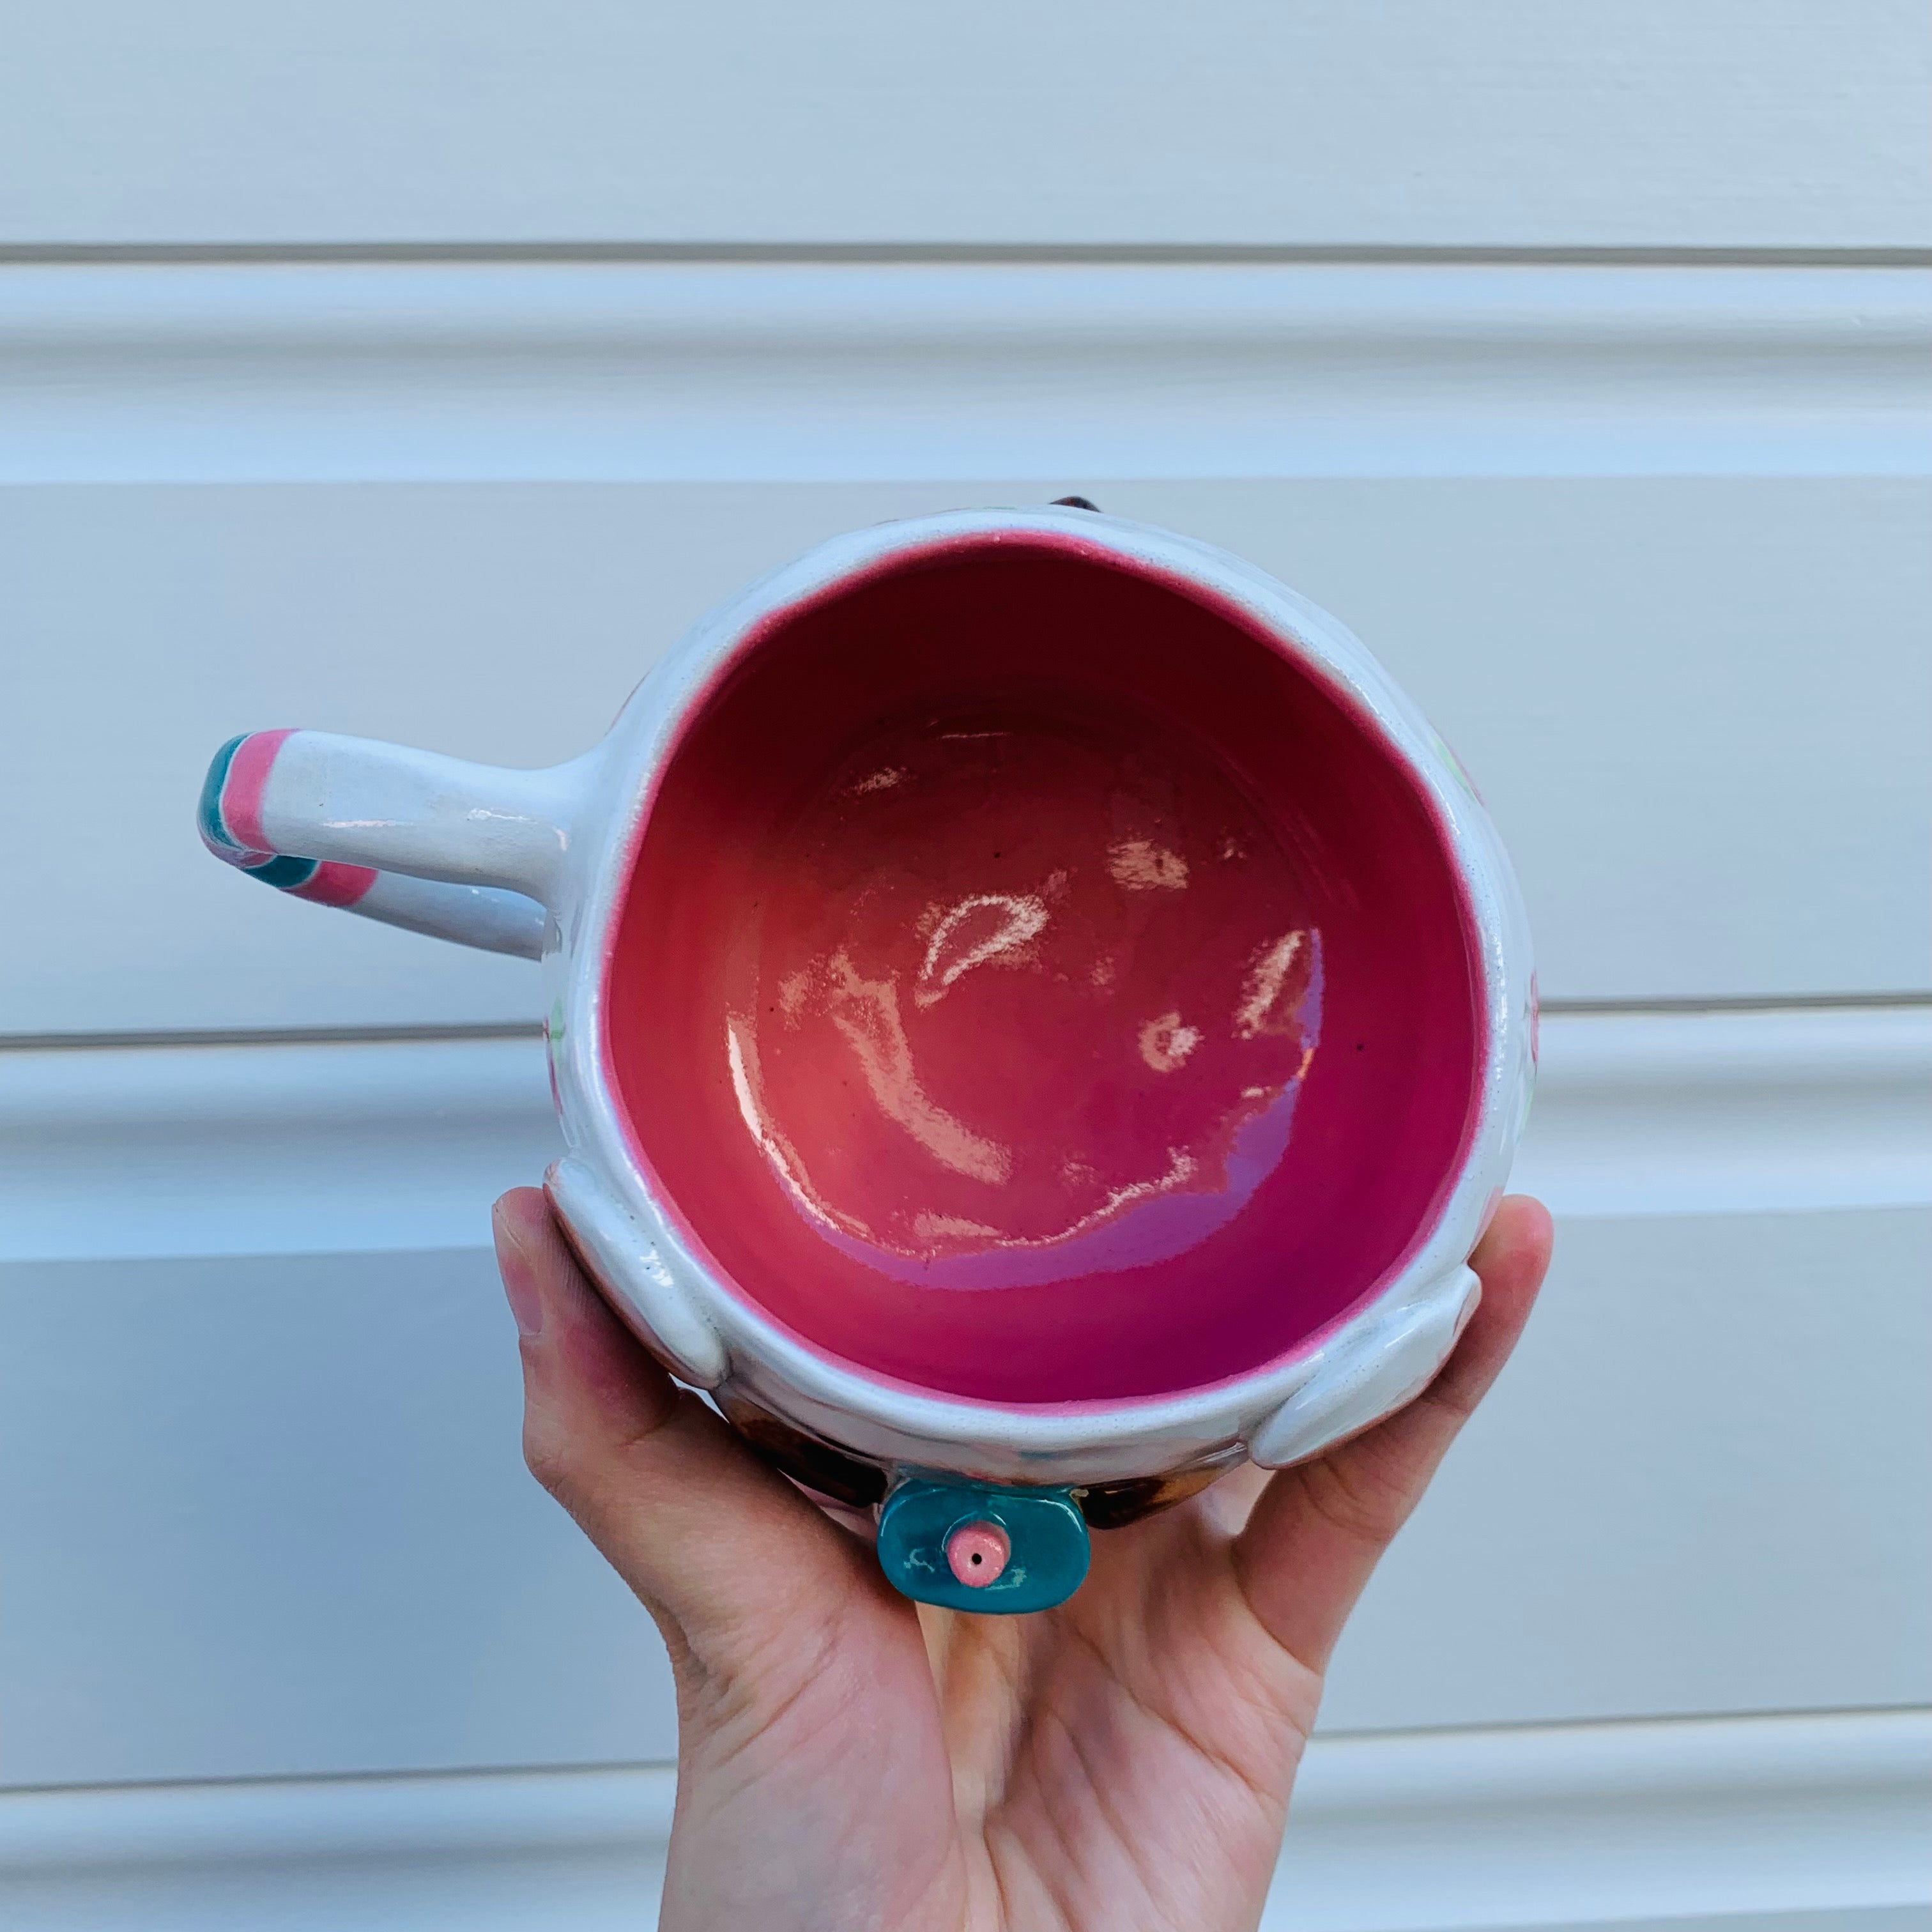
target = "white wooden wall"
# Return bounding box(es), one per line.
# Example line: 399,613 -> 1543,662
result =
2,5 -> 1928,1926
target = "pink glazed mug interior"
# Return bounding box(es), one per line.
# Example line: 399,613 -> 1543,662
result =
606,535 -> 1483,1409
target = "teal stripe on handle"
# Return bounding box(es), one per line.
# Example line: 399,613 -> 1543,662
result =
245,853 -> 320,890
197,735 -> 247,850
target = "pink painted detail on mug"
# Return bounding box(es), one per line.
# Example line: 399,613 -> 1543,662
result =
287,861 -> 379,908
946,1522 -> 1011,1587
601,537 -> 1485,1407
220,728 -> 297,852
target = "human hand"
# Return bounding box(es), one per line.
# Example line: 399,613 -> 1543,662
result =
492,1188 -> 1552,1932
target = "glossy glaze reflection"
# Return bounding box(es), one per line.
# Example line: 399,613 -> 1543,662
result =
726,700 -> 1323,1298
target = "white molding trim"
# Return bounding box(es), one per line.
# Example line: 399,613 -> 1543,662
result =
1,1006 -> 1924,1266
0,1711 -> 1922,1931
1,262 -> 1926,484
1513,1005 -> 1932,1218
0,1033 -> 560,1264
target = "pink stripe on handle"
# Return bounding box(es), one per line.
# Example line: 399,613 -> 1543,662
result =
289,861 -> 378,908
221,728 -> 297,853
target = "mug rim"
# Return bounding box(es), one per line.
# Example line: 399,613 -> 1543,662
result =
548,505 -> 1532,1470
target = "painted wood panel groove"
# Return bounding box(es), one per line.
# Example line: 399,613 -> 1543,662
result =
0,1022 -> 549,1054
6,243 -> 1932,267
4,992 -> 1926,1059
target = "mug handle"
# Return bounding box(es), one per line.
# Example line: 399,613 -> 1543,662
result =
197,728 -> 580,960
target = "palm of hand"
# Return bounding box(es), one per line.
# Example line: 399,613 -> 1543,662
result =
493,1191 -> 1551,1932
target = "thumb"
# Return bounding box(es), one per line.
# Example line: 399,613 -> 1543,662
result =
1232,1195 -> 1553,1673
492,1187 -> 885,1673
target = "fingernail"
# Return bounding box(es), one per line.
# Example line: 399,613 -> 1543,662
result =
493,1206 -> 546,1338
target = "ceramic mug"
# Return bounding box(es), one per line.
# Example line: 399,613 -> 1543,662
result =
199,505 -> 1535,1613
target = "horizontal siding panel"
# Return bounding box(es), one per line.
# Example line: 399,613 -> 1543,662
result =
0,1248 -> 674,1787
2,3 -> 1928,247
3,475 -> 1925,1028
1326,1206 -> 1932,1732
0,1211 -> 1924,1785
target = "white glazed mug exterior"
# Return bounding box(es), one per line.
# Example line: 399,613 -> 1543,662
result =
201,506 -> 1535,1494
